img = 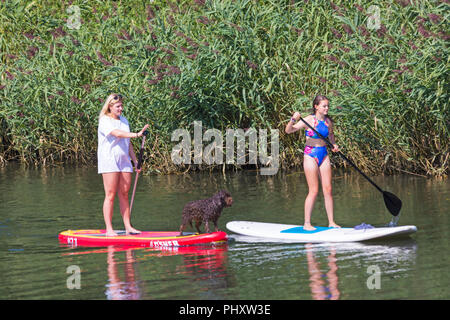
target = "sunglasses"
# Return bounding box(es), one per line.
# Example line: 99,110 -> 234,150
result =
112,94 -> 122,101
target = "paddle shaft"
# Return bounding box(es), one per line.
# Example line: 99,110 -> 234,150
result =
130,131 -> 148,214
299,117 -> 383,193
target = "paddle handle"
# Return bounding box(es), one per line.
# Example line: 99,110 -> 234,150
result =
130,130 -> 149,214
136,131 -> 148,170
130,172 -> 139,214
298,117 -> 383,194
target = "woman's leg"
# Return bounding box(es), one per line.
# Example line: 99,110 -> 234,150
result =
303,155 -> 320,230
117,172 -> 141,234
102,172 -> 120,236
319,156 -> 340,228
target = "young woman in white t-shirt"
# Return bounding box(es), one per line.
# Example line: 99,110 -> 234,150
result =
98,94 -> 149,237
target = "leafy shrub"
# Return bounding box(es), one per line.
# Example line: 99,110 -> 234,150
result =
0,0 -> 448,176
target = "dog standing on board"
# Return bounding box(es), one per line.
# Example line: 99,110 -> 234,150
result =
179,190 -> 233,235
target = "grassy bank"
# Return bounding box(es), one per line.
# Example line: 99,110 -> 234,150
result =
0,0 -> 448,176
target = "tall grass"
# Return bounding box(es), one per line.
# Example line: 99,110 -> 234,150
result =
0,0 -> 448,176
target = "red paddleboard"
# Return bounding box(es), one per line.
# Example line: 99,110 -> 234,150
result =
58,229 -> 228,248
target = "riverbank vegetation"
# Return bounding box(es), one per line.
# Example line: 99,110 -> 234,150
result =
0,0 -> 448,177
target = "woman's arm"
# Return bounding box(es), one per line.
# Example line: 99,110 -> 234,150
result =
110,123 -> 150,139
110,129 -> 140,139
285,112 -> 309,134
327,118 -> 339,152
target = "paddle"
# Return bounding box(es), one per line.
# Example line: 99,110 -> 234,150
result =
130,130 -> 149,214
298,117 -> 402,217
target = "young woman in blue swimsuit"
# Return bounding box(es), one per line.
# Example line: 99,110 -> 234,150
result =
285,95 -> 341,231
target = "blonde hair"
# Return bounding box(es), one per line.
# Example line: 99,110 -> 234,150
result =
99,93 -> 122,119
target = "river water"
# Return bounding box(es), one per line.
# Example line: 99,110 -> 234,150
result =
0,164 -> 448,300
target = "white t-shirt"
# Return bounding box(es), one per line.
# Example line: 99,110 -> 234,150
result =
97,115 -> 133,174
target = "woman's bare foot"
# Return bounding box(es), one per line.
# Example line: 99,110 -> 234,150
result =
125,227 -> 141,235
105,229 -> 118,237
329,222 -> 341,228
303,223 -> 317,231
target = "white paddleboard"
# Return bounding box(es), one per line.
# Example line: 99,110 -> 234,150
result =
226,221 -> 417,243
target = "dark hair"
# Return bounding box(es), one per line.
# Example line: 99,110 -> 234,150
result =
311,95 -> 333,123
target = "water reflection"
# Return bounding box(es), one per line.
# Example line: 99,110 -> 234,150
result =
305,244 -> 340,300
305,240 -> 417,300
62,243 -> 229,300
229,236 -> 417,299
106,247 -> 141,300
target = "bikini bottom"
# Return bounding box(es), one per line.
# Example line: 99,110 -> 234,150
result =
304,145 -> 328,167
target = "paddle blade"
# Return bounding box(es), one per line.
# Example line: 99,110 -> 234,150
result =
383,191 -> 402,216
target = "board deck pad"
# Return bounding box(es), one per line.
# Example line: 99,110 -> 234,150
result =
281,226 -> 334,234
59,229 -> 228,247
226,221 -> 417,243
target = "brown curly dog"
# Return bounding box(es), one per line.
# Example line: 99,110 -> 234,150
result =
179,190 -> 233,235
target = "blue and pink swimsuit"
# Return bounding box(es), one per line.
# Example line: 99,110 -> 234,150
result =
304,117 -> 329,166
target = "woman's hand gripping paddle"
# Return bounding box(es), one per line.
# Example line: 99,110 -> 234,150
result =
298,117 -> 402,217
130,130 -> 149,215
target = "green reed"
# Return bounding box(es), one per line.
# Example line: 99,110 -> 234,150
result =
0,0 -> 448,176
